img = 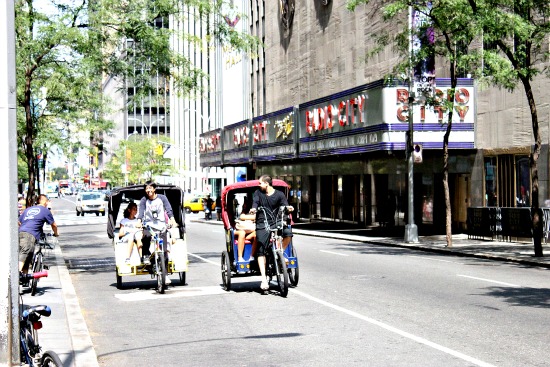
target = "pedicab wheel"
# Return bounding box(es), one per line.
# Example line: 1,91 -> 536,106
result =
40,350 -> 63,367
116,270 -> 122,289
288,246 -> 299,286
221,251 -> 231,291
179,271 -> 186,285
156,252 -> 167,294
275,251 -> 289,297
30,253 -> 43,296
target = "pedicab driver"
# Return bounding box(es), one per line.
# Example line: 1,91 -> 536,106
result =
249,175 -> 293,291
137,181 -> 177,260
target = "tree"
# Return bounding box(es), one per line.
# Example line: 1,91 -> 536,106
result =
103,135 -> 174,185
15,0 -> 112,206
348,0 -> 477,247
466,0 -> 550,256
16,0 -> 259,206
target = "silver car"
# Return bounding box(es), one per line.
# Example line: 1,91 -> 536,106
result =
76,192 -> 106,216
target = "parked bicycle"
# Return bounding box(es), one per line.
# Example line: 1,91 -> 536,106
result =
19,271 -> 63,366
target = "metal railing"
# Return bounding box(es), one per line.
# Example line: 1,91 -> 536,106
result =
467,207 -> 549,242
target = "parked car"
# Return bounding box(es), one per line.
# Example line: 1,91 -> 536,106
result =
76,192 -> 106,216
183,196 -> 215,214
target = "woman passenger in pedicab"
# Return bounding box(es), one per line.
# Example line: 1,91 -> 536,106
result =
235,196 -> 256,262
119,202 -> 146,265
136,181 -> 178,260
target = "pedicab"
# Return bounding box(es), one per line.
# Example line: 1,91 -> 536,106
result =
220,179 -> 299,296
107,184 -> 188,293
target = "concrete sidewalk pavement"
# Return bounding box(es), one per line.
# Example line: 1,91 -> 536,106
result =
22,217 -> 548,367
20,244 -> 99,367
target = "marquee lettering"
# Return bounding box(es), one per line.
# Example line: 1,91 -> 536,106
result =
305,94 -> 366,135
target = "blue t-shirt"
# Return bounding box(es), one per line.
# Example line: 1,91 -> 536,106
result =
19,205 -> 55,240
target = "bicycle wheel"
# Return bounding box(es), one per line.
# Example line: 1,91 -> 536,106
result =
288,246 -> 299,286
155,251 -> 167,294
30,252 -> 43,296
40,350 -> 63,366
275,250 -> 289,297
221,251 -> 231,291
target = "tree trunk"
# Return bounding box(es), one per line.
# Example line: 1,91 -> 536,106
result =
521,76 -> 543,257
24,75 -> 37,207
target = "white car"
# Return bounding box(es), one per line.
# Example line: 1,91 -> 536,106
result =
76,192 -> 106,216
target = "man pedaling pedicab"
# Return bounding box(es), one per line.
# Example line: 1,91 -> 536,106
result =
136,182 -> 178,274
249,175 -> 294,291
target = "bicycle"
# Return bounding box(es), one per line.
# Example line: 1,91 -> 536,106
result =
145,223 -> 169,294
257,206 -> 290,297
19,271 -> 63,366
29,232 -> 57,296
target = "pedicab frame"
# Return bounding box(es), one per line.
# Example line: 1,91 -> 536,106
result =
107,184 -> 188,291
220,179 -> 299,292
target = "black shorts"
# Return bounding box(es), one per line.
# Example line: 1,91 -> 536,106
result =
255,226 -> 293,257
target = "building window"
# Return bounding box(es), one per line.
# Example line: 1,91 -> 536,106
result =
515,156 -> 530,207
484,157 -> 497,206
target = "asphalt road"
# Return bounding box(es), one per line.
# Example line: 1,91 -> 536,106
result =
51,196 -> 550,367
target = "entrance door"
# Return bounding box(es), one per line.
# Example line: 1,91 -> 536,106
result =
320,175 -> 334,218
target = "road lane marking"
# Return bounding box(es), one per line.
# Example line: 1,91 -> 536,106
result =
407,255 -> 461,264
188,252 -> 219,265
197,251 -> 495,366
319,250 -> 349,257
457,274 -> 520,287
115,286 -> 225,301
290,288 -> 496,367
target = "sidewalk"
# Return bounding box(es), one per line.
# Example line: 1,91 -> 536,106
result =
197,217 -> 550,268
26,217 -> 549,367
20,244 -> 99,367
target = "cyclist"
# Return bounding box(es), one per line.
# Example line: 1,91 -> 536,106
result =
249,175 -> 293,290
18,194 -> 59,274
137,181 -> 177,257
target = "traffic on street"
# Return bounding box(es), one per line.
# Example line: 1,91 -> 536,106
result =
36,196 -> 550,366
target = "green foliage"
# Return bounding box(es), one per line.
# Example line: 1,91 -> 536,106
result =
102,135 -> 174,185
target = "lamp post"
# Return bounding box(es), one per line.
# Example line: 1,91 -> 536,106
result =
181,107 -> 211,192
148,116 -> 165,138
127,117 -> 149,135
404,5 -> 418,243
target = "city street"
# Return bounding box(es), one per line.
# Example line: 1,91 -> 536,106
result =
50,196 -> 550,366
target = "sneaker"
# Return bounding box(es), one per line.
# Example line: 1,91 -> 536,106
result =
142,256 -> 151,265
125,258 -> 131,265
238,257 -> 245,262
260,278 -> 269,290
165,277 -> 171,285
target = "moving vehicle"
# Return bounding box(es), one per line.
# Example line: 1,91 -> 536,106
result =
183,195 -> 216,214
107,184 -> 188,292
75,192 -> 106,216
220,179 -> 299,296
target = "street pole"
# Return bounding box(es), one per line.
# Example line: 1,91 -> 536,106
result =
404,5 -> 418,243
1,0 -> 20,364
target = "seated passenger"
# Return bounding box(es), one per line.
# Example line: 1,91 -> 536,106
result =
119,202 -> 146,265
235,198 -> 256,262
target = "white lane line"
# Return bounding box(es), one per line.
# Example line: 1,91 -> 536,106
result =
196,251 -> 495,366
290,289 -> 496,367
115,286 -> 225,301
407,255 -> 461,264
319,250 -> 349,257
457,274 -> 520,287
188,252 -> 219,265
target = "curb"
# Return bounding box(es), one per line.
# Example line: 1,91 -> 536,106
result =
54,245 -> 100,367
